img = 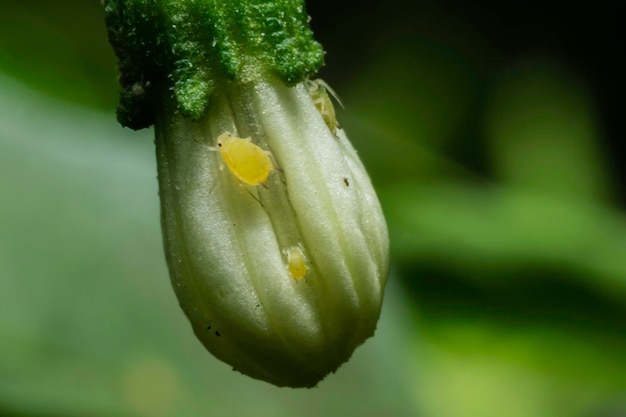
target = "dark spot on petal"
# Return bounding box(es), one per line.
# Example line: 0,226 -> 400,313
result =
343,177 -> 350,186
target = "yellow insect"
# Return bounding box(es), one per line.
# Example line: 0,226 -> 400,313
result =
307,78 -> 344,135
211,132 -> 276,188
284,245 -> 308,280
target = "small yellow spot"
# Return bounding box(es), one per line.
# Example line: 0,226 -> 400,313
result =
307,79 -> 343,135
213,132 -> 276,187
284,245 -> 308,280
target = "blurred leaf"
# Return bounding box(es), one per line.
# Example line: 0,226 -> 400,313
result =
339,37 -> 483,183
0,0 -> 118,110
485,57 -> 611,201
409,319 -> 626,417
346,37 -> 477,148
383,182 -> 626,300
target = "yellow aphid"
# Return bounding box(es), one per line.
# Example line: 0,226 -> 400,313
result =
213,132 -> 276,187
284,245 -> 308,280
307,79 -> 343,135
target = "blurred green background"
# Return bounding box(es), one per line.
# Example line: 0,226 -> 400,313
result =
1,1 -> 625,416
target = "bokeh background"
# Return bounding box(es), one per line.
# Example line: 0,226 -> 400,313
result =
1,1 -> 625,416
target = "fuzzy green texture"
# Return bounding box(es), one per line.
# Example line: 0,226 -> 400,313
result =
104,0 -> 325,130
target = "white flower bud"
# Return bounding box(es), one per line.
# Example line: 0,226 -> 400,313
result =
154,78 -> 389,388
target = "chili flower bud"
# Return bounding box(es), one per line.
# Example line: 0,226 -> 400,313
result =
104,0 -> 389,387
155,78 -> 388,387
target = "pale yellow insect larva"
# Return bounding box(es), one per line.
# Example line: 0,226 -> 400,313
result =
213,132 -> 276,187
284,245 -> 308,280
306,78 -> 343,135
